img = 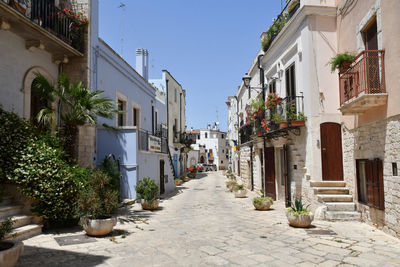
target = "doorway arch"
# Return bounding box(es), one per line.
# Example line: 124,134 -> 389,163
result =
22,67 -> 55,120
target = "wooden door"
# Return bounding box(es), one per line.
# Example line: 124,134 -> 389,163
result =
160,160 -> 165,194
320,123 -> 343,181
264,147 -> 276,200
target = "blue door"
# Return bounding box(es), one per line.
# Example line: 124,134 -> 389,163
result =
173,154 -> 178,177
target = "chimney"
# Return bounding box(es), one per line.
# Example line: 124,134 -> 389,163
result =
136,48 -> 149,80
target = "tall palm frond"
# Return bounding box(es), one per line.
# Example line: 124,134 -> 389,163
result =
32,73 -> 56,102
36,107 -> 55,127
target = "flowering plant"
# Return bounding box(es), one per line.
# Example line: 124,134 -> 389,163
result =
58,8 -> 89,38
261,118 -> 270,132
266,93 -> 282,109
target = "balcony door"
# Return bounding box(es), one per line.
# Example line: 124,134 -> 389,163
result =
363,19 -> 381,93
320,123 -> 343,181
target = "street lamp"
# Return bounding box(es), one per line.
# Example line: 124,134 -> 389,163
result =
242,73 -> 251,88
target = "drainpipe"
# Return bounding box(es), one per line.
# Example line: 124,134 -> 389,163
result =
166,79 -> 169,144
180,92 -> 182,135
250,144 -> 254,191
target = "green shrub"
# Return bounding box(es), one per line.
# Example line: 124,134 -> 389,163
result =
287,197 -> 310,215
253,196 -> 274,206
99,157 -> 121,200
11,136 -> 87,222
135,177 -> 159,203
0,218 -> 13,240
234,184 -> 245,192
0,108 -> 37,182
76,169 -> 119,219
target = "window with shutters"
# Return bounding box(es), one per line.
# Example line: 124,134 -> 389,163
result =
356,158 -> 384,210
269,80 -> 276,94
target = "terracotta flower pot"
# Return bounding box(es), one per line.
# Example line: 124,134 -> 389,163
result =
0,241 -> 24,267
234,189 -> 247,198
339,61 -> 352,73
279,122 -> 288,129
256,131 -> 263,137
290,120 -> 305,127
286,211 -> 314,228
141,199 -> 159,211
183,177 -> 189,182
175,180 -> 183,186
81,216 -> 117,236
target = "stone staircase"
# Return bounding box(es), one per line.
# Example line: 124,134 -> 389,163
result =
0,195 -> 42,240
311,181 -> 361,221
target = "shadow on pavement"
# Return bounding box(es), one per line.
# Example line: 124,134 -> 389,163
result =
17,245 -> 109,267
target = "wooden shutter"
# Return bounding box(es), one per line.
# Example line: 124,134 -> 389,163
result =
372,158 -> 384,210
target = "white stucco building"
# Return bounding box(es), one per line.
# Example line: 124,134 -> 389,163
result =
150,70 -> 188,178
226,96 -> 239,174
188,123 -> 228,170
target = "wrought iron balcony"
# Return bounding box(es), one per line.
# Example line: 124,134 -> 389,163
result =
339,50 -> 387,115
139,128 -> 168,154
0,0 -> 84,55
239,124 -> 253,144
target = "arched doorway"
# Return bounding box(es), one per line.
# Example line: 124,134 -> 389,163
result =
22,67 -> 55,120
30,78 -> 49,126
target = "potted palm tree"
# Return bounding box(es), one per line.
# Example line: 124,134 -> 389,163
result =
0,219 -> 24,267
32,73 -> 120,162
135,178 -> 160,210
77,170 -> 119,236
234,184 -> 247,198
286,197 -> 314,228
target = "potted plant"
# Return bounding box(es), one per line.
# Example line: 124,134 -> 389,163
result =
77,169 -> 119,236
272,113 -> 287,128
188,169 -> 197,179
286,197 -> 314,228
0,218 -> 24,267
266,93 -> 283,109
234,184 -> 247,198
135,177 -> 160,211
175,178 -> 183,186
253,191 -> 274,210
226,180 -> 238,192
183,176 -> 189,182
287,105 -> 307,126
328,52 -> 356,73
9,0 -> 26,15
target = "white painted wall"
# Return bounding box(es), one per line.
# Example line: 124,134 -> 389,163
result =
0,30 -> 58,118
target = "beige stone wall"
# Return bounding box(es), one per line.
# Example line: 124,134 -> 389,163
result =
77,125 -> 95,167
342,115 -> 400,238
238,145 -> 252,189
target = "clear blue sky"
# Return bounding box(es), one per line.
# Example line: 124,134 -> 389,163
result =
99,0 -> 283,132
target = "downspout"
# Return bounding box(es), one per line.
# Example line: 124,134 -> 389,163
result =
258,53 -> 265,193
250,144 -> 254,191
180,92 -> 182,135
166,79 -> 169,144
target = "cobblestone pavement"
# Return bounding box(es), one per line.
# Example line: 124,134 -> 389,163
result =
18,172 -> 400,266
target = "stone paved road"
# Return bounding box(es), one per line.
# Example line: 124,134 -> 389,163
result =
19,172 -> 400,266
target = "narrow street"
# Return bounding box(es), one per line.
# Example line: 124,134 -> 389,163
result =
19,172 -> 400,267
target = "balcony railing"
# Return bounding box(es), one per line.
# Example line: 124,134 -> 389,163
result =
266,95 -> 305,130
339,50 -> 385,106
3,0 -> 84,52
239,124 -> 253,144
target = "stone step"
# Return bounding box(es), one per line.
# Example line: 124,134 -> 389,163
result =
310,181 -> 346,187
4,224 -> 43,241
325,211 -> 361,221
0,204 -> 23,220
317,194 -> 353,202
1,215 -> 34,229
314,187 -> 349,194
325,202 -> 356,211
0,195 -> 14,206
